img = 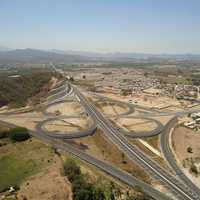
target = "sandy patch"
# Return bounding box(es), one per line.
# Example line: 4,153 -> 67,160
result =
17,161 -> 72,200
95,101 -> 129,116
173,126 -> 200,160
44,118 -> 90,133
0,112 -> 45,131
172,125 -> 200,187
116,118 -> 157,132
46,102 -> 84,116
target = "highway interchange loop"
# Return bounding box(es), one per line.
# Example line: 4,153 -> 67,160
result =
40,83 -> 164,140
1,66 -> 200,200
118,116 -> 163,138
36,116 -> 97,139
44,77 -> 199,200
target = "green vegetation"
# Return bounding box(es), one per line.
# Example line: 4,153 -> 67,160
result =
64,159 -> 105,200
0,134 -> 56,193
0,155 -> 37,192
64,159 -> 154,200
0,127 -> 30,142
0,71 -> 53,108
191,74 -> 200,85
8,128 -> 30,142
2,197 -> 17,200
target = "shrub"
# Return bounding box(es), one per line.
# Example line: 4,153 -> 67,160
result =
0,130 -> 8,139
64,159 -> 81,182
64,159 -> 105,200
8,127 -> 30,142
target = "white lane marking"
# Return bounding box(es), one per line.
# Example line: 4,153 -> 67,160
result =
77,93 -> 196,200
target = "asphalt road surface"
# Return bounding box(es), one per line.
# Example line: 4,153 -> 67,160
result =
160,117 -> 200,197
74,85 -> 200,200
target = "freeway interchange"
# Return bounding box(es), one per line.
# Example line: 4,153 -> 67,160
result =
1,66 -> 200,200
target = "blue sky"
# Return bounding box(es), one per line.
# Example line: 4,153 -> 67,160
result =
0,0 -> 199,53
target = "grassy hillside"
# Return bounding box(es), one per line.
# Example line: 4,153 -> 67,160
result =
0,72 -> 53,108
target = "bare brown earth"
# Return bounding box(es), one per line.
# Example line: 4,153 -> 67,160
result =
172,125 -> 200,186
0,137 -> 72,200
44,118 -> 90,133
46,101 -> 84,116
17,159 -> 72,200
95,102 -> 129,116
72,129 -> 151,184
172,125 -> 200,163
116,117 -> 157,133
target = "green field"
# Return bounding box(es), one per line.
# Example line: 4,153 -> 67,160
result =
2,197 -> 17,200
0,154 -> 37,192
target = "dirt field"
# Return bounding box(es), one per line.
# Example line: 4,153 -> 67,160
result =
17,159 -> 72,200
72,130 -> 151,183
44,118 -> 91,133
46,101 -> 84,116
0,112 -> 44,131
172,126 -> 200,163
96,102 -> 129,116
172,125 -> 200,187
116,117 -> 157,133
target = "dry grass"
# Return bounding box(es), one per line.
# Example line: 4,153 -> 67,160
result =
129,139 -> 168,170
91,129 -> 151,183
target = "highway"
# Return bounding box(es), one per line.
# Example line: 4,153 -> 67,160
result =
73,85 -> 200,200
93,92 -> 200,117
36,115 -> 97,139
1,64 -> 200,200
0,77 -> 173,200
0,120 -> 171,200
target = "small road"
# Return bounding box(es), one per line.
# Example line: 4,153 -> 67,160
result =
0,119 -> 171,200
119,116 -> 164,138
36,116 -> 97,139
74,85 -> 200,200
2,64 -> 200,200
160,117 -> 200,197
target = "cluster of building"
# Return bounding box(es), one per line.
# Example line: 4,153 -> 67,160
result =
68,67 -> 200,106
84,68 -> 161,96
184,112 -> 200,130
175,85 -> 199,100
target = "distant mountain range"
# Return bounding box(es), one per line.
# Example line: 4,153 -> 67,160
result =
0,48 -> 90,64
0,47 -> 200,64
0,46 -> 12,52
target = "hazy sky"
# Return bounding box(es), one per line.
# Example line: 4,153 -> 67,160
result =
0,0 -> 200,53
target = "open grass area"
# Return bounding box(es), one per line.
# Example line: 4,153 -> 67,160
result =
0,138 -> 56,193
0,155 -> 37,192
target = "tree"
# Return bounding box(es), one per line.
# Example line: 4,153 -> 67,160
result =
187,146 -> 193,153
64,159 -> 81,182
8,127 -> 30,142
